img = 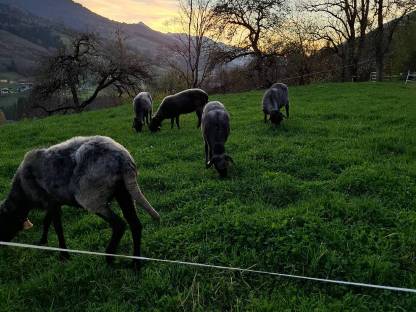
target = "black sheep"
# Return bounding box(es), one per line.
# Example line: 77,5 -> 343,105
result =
201,101 -> 234,177
149,88 -> 208,132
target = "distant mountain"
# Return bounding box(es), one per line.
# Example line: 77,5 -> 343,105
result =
0,0 -> 176,77
0,0 -> 171,43
0,3 -> 67,75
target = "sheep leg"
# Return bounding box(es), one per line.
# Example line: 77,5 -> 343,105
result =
175,116 -> 180,129
116,186 -> 143,270
39,210 -> 52,244
204,141 -> 210,168
96,209 -> 126,265
264,112 -> 268,123
52,207 -> 70,260
38,210 -> 53,245
171,118 -> 174,129
285,103 -> 290,118
145,112 -> 149,125
196,110 -> 202,128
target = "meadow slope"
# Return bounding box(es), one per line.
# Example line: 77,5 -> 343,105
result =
0,83 -> 416,311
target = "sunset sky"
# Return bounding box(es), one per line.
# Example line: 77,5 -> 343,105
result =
74,0 -> 180,32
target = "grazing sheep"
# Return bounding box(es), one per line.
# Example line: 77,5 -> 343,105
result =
149,88 -> 208,132
0,136 -> 160,269
262,83 -> 290,125
132,92 -> 153,132
201,101 -> 234,177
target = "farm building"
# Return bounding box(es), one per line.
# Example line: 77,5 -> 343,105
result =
0,88 -> 10,95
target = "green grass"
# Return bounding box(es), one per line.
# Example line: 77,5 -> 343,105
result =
0,82 -> 416,311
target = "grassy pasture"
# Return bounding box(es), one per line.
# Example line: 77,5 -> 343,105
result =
0,82 -> 415,311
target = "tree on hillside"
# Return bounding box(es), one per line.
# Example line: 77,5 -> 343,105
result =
280,18 -> 325,85
165,0 -> 220,89
373,0 -> 416,81
391,14 -> 416,72
210,0 -> 289,87
31,32 -> 149,115
212,0 -> 288,60
305,0 -> 373,81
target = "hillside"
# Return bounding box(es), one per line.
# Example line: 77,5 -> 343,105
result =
0,83 -> 416,310
0,0 -> 175,76
0,0 -> 171,43
0,3 -> 65,74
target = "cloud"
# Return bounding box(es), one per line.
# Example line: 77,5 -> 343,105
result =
74,0 -> 179,32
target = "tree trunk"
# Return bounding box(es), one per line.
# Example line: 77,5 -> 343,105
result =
376,52 -> 384,81
347,40 -> 357,81
375,0 -> 384,81
70,84 -> 80,111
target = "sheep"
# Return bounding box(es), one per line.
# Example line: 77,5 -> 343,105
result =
262,83 -> 290,125
0,136 -> 160,269
132,92 -> 153,132
201,101 -> 234,177
149,88 -> 208,132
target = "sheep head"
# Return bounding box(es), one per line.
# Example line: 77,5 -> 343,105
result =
207,154 -> 234,178
270,110 -> 285,125
148,117 -> 161,132
0,200 -> 31,242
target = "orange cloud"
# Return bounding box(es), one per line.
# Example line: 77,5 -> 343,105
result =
74,0 -> 180,32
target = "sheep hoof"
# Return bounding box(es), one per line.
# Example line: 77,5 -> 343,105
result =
37,238 -> 48,246
59,251 -> 70,262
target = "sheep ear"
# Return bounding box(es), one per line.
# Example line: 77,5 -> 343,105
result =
225,155 -> 234,164
23,219 -> 33,230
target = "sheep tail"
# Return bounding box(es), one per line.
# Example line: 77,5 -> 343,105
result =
123,165 -> 160,221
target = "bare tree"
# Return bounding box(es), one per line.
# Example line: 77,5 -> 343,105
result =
373,0 -> 416,81
165,0 -> 219,89
280,18 -> 323,84
31,32 -> 149,115
305,0 -> 372,81
213,0 -> 288,60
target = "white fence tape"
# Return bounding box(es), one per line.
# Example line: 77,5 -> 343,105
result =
1,241 -> 415,294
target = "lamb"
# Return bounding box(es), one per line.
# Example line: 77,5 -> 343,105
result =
0,136 -> 160,269
201,101 -> 234,177
132,92 -> 153,132
149,88 -> 208,132
262,82 -> 290,125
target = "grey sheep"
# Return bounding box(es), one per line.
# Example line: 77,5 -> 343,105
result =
0,136 -> 160,269
149,88 -> 208,132
133,92 -> 153,132
262,83 -> 290,125
201,101 -> 234,177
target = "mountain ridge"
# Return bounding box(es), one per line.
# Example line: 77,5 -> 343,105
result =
0,0 -> 176,76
